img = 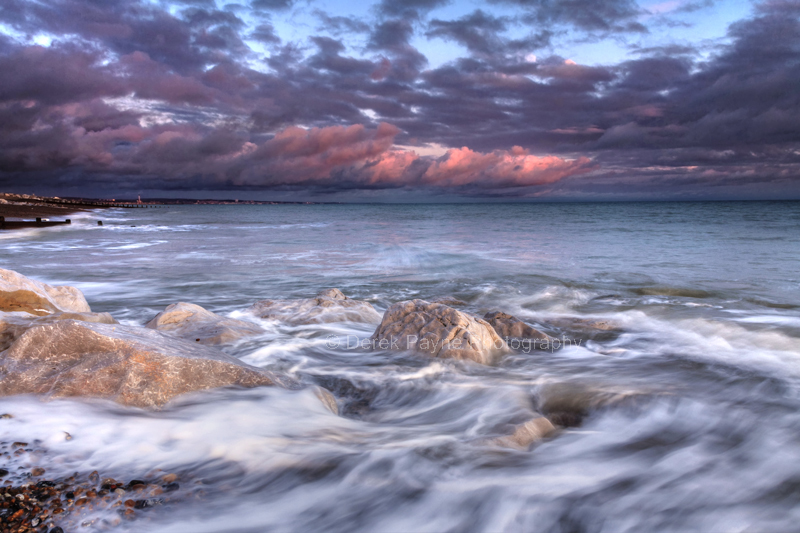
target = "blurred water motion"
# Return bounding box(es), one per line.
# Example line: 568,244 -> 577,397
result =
1,201 -> 800,532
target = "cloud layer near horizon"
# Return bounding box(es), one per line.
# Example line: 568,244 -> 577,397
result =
0,0 -> 798,200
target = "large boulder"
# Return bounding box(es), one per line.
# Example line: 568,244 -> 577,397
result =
0,321 -> 294,408
248,288 -> 381,325
370,300 -> 507,365
146,302 -> 263,345
0,268 -> 90,316
483,311 -> 551,341
0,311 -> 117,352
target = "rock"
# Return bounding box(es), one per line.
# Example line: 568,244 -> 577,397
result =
430,296 -> 467,306
145,302 -> 263,345
313,386 -> 339,415
492,417 -> 556,450
370,300 -> 507,365
0,311 -> 117,352
545,317 -> 623,341
0,268 -> 90,316
248,288 -> 381,325
0,320 -> 294,408
483,311 -> 551,341
534,382 -> 643,427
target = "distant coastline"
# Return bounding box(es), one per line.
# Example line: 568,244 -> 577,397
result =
0,192 -> 336,226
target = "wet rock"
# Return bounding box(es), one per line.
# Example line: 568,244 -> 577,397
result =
534,382 -> 643,427
0,310 -> 118,351
311,375 -> 380,418
313,386 -> 339,415
545,316 -> 623,341
483,311 -> 551,341
492,417 -> 557,450
248,288 -> 382,325
0,268 -> 91,316
31,467 -> 45,476
430,296 -> 468,306
371,300 -> 507,365
145,302 -> 263,345
0,320 -> 294,408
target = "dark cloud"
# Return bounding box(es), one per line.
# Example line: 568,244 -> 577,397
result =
314,11 -> 371,35
251,0 -> 295,11
250,22 -> 281,44
490,0 -> 647,33
367,19 -> 428,80
376,0 -> 450,18
428,10 -> 508,56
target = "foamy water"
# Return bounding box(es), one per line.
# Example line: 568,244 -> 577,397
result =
2,202 -> 800,532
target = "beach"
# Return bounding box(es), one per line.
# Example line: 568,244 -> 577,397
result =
0,204 -> 85,220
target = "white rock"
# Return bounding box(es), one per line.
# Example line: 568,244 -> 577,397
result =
0,268 -> 90,316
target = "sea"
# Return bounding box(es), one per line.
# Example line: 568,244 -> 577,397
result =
2,201 -> 800,532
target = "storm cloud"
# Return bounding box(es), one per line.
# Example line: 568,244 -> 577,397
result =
0,0 -> 797,200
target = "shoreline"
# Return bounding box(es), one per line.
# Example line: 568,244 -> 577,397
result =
0,204 -> 87,220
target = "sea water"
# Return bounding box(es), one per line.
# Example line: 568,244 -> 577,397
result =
1,201 -> 800,532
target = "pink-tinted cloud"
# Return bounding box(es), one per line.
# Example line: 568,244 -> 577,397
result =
0,101 -> 593,193
420,146 -> 594,187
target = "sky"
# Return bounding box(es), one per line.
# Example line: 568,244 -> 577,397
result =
0,0 -> 798,202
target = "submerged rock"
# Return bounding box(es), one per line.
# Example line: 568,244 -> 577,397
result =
534,382 -> 644,427
545,316 -> 623,342
145,302 -> 263,345
483,311 -> 551,341
491,417 -> 557,450
0,311 -> 117,351
248,288 -> 381,325
430,296 -> 468,307
370,299 -> 507,365
0,268 -> 90,316
0,321 -> 293,408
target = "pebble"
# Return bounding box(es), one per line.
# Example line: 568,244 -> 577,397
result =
0,413 -> 13,419
0,446 -> 185,533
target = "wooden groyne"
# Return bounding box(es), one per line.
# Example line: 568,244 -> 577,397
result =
0,216 -> 72,230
